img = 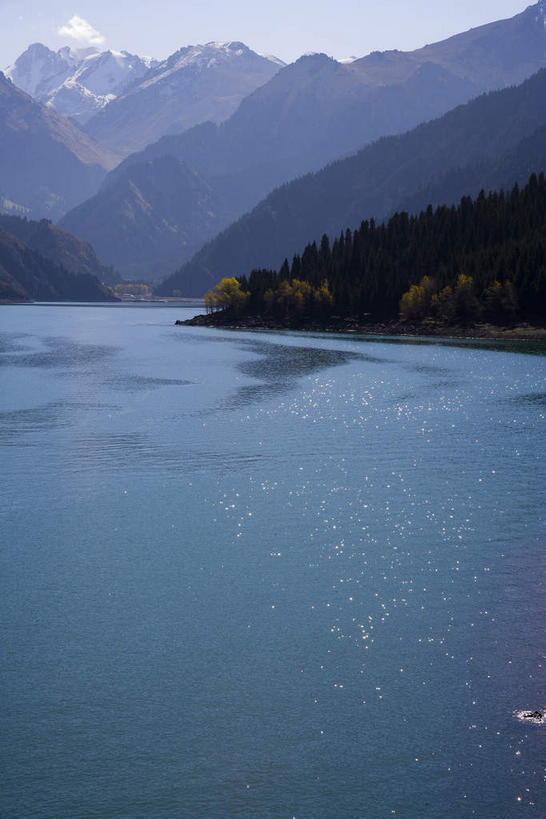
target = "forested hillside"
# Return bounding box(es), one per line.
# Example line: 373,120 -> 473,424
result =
0,214 -> 118,283
205,174 -> 545,327
0,229 -> 117,302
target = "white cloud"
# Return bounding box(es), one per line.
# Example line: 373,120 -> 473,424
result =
58,15 -> 105,47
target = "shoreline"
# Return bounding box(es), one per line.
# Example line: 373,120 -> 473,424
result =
176,312 -> 546,341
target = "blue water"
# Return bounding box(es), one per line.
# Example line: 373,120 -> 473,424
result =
1,303 -> 544,818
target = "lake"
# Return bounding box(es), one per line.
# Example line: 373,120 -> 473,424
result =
0,303 -> 544,818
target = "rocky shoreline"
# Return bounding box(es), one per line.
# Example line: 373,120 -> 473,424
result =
176,312 -> 546,341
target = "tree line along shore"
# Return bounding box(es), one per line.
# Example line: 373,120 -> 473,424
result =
177,174 -> 546,340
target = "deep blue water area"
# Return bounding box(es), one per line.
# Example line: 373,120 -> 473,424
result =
1,303 -> 544,818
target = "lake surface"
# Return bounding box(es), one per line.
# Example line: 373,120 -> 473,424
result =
1,303 -> 544,818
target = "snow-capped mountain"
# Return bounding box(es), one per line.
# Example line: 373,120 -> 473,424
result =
5,44 -> 156,124
84,41 -> 284,156
5,40 -> 283,144
5,43 -> 78,100
137,41 -> 283,88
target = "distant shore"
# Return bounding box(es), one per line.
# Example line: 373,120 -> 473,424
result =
176,312 -> 546,341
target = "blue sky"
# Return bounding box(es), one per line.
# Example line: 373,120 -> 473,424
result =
1,0 -> 533,66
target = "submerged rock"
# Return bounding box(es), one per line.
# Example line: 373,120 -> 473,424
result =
515,709 -> 545,724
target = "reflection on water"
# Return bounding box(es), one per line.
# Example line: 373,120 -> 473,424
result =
105,374 -> 193,392
0,401 -> 121,444
220,340 -> 365,410
0,336 -> 114,370
513,392 -> 546,406
322,331 -> 546,356
0,332 -> 30,355
64,431 -> 265,475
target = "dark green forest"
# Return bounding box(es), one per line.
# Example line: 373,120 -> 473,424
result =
210,174 -> 545,326
0,228 -> 116,302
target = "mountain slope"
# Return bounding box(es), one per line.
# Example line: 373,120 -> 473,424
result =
349,0 -> 546,89
61,155 -> 228,280
397,123 -> 546,216
64,3 -> 546,282
0,73 -> 119,220
156,68 -> 546,296
0,213 -> 118,283
0,229 -> 116,302
84,42 -> 284,156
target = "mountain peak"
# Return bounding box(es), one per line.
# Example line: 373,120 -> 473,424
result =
295,53 -> 336,66
26,42 -> 53,55
205,41 -> 249,52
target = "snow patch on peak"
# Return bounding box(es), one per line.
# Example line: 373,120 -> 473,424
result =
46,79 -> 114,120
205,41 -> 248,53
256,53 -> 286,67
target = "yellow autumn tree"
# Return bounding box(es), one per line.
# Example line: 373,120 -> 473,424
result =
399,275 -> 435,321
207,277 -> 250,314
313,279 -> 333,306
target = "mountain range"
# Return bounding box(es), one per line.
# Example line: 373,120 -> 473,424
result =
5,41 -> 283,155
59,1 -> 546,283
5,43 -> 156,125
2,2 -> 545,299
157,68 -> 546,296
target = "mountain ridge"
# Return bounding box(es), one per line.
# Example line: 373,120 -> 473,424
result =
83,41 -> 284,156
62,2 -> 546,282
156,68 -> 546,296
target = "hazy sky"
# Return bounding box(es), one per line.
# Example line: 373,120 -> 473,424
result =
1,0 -> 534,66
